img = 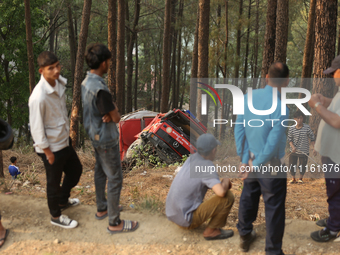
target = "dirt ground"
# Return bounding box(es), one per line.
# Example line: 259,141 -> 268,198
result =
1,149 -> 339,254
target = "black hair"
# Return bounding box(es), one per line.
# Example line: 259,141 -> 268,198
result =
37,51 -> 59,67
10,156 -> 17,163
85,43 -> 112,69
268,62 -> 290,86
293,110 -> 305,121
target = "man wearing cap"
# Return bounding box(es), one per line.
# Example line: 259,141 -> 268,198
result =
308,55 -> 340,242
234,62 -> 290,254
165,133 -> 234,240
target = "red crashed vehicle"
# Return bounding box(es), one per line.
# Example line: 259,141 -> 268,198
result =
121,109 -> 207,164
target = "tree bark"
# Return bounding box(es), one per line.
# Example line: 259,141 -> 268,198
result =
49,13 -> 55,53
189,6 -> 199,117
24,0 -> 35,94
274,0 -> 289,63
67,2 -> 77,84
261,0 -> 277,86
134,35 -> 139,110
252,0 -> 260,89
108,0 -> 117,98
309,0 -> 337,134
127,0 -> 140,113
70,0 -> 92,148
196,0 -> 210,127
299,0 -> 316,98
219,0 -> 228,141
234,0 -> 243,83
116,0 -> 126,114
242,0 -> 251,93
160,0 -> 172,113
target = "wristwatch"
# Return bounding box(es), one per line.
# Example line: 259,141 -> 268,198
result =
314,102 -> 321,109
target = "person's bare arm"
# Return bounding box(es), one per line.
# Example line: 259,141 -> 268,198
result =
289,141 -> 296,153
212,178 -> 231,197
315,105 -> 340,129
109,105 -> 121,123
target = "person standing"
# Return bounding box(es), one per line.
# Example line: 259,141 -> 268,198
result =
309,55 -> 340,242
288,110 -> 316,184
29,51 -> 83,229
82,43 -> 138,233
234,62 -> 290,254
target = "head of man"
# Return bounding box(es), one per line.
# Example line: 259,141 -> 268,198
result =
85,43 -> 111,74
196,134 -> 221,161
37,51 -> 60,86
323,55 -> 340,86
266,62 -> 290,89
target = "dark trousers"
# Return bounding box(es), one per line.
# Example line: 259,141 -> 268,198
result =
237,176 -> 287,255
289,153 -> 308,178
38,144 -> 82,218
94,144 -> 122,226
322,157 -> 340,232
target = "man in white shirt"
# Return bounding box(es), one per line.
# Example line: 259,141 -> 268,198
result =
29,51 -> 82,229
308,55 -> 340,242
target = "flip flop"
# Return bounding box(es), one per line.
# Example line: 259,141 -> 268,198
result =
107,220 -> 139,234
0,229 -> 9,248
95,205 -> 123,220
297,180 -> 304,184
204,229 -> 234,240
288,179 -> 296,184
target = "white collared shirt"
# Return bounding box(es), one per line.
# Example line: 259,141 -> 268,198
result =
28,75 -> 70,153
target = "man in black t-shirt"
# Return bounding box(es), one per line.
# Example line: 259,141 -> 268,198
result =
82,43 -> 139,234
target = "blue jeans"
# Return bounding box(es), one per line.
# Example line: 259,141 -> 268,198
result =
94,144 -> 122,226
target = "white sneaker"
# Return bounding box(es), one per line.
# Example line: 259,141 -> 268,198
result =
60,198 -> 80,211
51,215 -> 78,229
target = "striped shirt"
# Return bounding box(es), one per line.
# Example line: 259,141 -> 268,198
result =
287,123 -> 315,155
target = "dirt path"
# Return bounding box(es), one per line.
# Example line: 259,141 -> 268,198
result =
0,194 -> 339,254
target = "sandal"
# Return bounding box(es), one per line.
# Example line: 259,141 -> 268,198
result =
297,180 -> 303,184
288,179 -> 296,184
0,229 -> 9,248
107,220 -> 139,234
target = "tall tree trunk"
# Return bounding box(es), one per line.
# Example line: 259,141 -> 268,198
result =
127,0 -> 141,113
189,6 -> 199,117
0,151 -> 3,178
196,0 -> 210,127
157,33 -> 162,111
24,0 -> 35,94
160,0 -> 172,113
219,0 -> 228,141
116,0 -> 126,114
274,0 -> 289,63
242,0 -> 251,93
252,0 -> 260,89
214,4 -> 221,138
70,0 -> 92,148
67,2 -> 77,84
174,0 -> 183,109
134,35 -> 139,110
234,0 -> 243,84
299,0 -> 316,98
108,0 -> 117,98
309,0 -> 337,134
261,0 -> 277,86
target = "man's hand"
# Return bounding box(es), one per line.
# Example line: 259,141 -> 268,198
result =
102,113 -> 112,123
238,162 -> 251,180
308,94 -> 322,109
291,145 -> 296,153
221,178 -> 232,190
43,148 -> 55,165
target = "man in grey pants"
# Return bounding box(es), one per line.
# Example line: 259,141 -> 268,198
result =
82,43 -> 138,233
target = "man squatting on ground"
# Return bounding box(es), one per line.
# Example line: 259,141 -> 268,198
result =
82,43 -> 139,233
287,110 -> 316,184
308,55 -> 340,242
166,133 -> 234,240
235,62 -> 290,255
29,51 -> 83,229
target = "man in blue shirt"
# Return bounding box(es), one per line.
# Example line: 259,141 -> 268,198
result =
234,62 -> 290,254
